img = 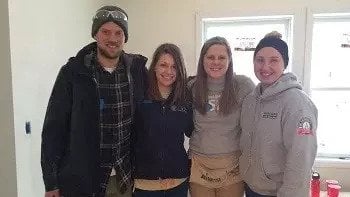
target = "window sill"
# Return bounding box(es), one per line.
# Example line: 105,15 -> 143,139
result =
321,191 -> 350,196
315,157 -> 350,169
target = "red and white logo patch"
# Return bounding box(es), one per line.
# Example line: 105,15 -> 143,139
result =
297,117 -> 313,136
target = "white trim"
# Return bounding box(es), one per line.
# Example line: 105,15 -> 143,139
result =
302,7 -> 314,95
290,7 -> 307,87
315,157 -> 350,169
196,7 -> 303,19
195,11 -> 203,67
308,5 -> 350,16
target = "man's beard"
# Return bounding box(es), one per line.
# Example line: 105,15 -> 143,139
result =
97,46 -> 121,60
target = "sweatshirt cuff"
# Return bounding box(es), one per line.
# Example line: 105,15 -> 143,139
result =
44,175 -> 59,192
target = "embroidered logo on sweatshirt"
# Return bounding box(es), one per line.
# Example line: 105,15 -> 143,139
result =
297,117 -> 313,136
261,112 -> 278,119
170,105 -> 188,113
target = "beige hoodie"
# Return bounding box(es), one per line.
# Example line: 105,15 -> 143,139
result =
240,73 -> 318,196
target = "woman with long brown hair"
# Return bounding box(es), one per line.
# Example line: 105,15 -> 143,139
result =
133,43 -> 193,197
189,36 -> 255,197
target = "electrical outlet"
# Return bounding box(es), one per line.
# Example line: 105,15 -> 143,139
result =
25,121 -> 31,134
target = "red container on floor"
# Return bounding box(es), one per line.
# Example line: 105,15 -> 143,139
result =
328,184 -> 341,197
326,180 -> 339,188
310,172 -> 320,197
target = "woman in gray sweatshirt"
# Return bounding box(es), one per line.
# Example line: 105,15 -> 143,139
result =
239,32 -> 318,197
189,36 -> 255,197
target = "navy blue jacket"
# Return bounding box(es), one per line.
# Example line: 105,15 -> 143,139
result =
133,98 -> 193,179
41,42 -> 148,194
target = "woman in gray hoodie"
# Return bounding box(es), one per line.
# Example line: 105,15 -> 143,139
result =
239,32 -> 318,197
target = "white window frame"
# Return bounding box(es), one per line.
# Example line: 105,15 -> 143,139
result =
202,15 -> 293,79
196,8 -> 307,86
305,9 -> 350,159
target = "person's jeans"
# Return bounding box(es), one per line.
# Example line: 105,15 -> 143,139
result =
244,183 -> 276,197
105,175 -> 132,197
133,180 -> 188,197
190,181 -> 244,197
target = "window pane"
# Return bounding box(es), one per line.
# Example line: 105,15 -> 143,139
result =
311,90 -> 350,157
310,14 -> 350,157
203,17 -> 291,84
311,18 -> 350,88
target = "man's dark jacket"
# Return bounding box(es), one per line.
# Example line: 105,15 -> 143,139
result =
41,42 -> 148,195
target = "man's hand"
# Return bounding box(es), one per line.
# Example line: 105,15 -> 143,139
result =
45,189 -> 60,197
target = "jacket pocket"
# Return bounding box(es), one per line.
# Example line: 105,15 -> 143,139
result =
58,162 -> 75,191
58,160 -> 92,194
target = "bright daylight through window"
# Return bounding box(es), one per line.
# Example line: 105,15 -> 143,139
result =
310,14 -> 350,158
202,16 -> 292,84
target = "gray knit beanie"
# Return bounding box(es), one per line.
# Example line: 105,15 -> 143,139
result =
91,6 -> 128,42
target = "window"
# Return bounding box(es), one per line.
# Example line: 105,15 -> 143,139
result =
310,13 -> 350,157
199,10 -> 350,158
202,16 -> 293,84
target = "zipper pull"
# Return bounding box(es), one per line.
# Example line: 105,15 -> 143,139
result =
161,105 -> 165,115
99,99 -> 104,111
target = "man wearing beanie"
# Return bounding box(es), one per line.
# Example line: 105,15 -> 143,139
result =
41,5 -> 148,197
239,31 -> 318,197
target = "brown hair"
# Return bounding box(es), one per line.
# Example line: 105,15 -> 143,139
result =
193,36 -> 238,115
264,31 -> 282,39
148,43 -> 188,106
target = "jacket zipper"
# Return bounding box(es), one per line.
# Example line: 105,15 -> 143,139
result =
91,76 -> 101,141
126,63 -> 135,120
160,104 -> 166,179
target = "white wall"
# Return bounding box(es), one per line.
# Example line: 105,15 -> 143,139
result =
8,0 -> 110,196
117,0 -> 350,191
117,0 -> 350,76
0,0 -> 17,196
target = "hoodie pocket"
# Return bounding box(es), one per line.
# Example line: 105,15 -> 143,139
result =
256,159 -> 277,192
